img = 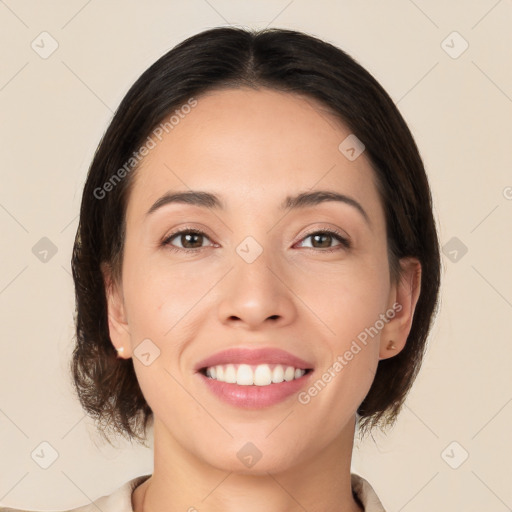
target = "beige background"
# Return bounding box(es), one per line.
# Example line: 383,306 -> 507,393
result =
1,1 -> 511,510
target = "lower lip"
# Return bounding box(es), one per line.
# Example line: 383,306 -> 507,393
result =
197,371 -> 314,409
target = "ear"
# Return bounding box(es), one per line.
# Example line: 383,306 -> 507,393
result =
101,262 -> 132,359
379,257 -> 422,360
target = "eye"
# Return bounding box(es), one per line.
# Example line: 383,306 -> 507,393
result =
161,227 -> 351,253
162,229 -> 214,252
296,229 -> 351,252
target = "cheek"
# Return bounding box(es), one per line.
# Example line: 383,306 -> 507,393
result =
122,253 -> 212,337
292,256 -> 390,339
291,260 -> 388,403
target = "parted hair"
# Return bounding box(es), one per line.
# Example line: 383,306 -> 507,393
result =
70,26 -> 441,445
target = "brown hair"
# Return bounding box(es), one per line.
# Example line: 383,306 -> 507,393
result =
70,26 -> 441,445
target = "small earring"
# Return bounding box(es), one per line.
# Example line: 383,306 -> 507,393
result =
116,347 -> 125,356
386,340 -> 396,350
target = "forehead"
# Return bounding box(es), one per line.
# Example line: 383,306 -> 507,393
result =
126,87 -> 383,225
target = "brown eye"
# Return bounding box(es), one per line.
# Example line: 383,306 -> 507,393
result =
163,230 -> 212,250
311,233 -> 333,248
297,230 -> 351,251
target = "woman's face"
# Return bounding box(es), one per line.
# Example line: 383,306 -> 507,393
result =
105,87 -> 419,473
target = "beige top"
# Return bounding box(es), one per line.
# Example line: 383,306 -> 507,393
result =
0,473 -> 386,511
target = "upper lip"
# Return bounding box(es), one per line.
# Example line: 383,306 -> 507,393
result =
194,347 -> 314,372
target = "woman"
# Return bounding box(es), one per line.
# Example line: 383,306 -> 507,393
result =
4,26 -> 440,512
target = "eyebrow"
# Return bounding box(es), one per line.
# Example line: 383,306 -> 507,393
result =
146,189 -> 371,226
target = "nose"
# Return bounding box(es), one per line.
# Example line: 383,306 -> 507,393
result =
216,245 -> 298,330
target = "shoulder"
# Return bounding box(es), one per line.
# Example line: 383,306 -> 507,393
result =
351,473 -> 387,512
0,475 -> 151,512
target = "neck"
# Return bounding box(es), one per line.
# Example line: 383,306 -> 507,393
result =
133,416 -> 363,512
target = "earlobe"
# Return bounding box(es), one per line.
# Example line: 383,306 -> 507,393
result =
379,257 -> 422,360
101,262 -> 132,358
386,340 -> 397,351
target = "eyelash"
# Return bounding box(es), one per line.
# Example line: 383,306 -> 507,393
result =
161,227 -> 351,254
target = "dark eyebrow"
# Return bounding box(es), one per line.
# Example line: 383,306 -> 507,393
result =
146,191 -> 222,216
146,189 -> 370,227
280,190 -> 370,227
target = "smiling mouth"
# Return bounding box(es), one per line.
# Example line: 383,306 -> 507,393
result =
199,363 -> 313,386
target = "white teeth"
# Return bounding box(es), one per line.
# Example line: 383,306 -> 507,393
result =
284,366 -> 295,382
254,364 -> 272,386
272,365 -> 284,384
225,364 -> 237,383
204,364 -> 306,386
237,364 -> 253,385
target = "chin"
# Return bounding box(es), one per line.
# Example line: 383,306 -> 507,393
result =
210,455 -> 298,476
197,438 -> 308,476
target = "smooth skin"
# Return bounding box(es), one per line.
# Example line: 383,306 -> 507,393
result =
103,88 -> 421,512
